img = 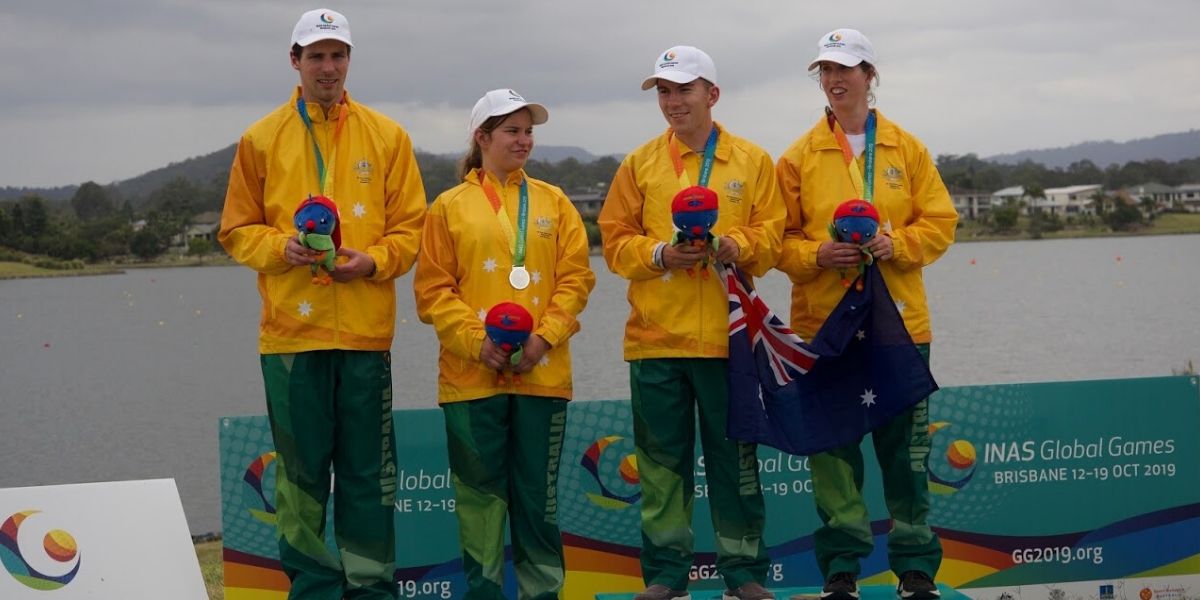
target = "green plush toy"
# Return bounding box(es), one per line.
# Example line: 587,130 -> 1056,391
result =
293,195 -> 341,285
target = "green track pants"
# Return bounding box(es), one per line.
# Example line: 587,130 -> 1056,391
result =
443,394 -> 568,600
630,358 -> 770,591
261,351 -> 398,600
810,344 -> 942,579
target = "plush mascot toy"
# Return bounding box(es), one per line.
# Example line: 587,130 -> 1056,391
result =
484,302 -> 534,385
293,195 -> 341,285
827,198 -> 880,291
670,185 -> 720,279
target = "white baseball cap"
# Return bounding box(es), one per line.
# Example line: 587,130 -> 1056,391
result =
291,9 -> 353,48
468,89 -> 549,139
808,28 -> 875,71
640,46 -> 717,91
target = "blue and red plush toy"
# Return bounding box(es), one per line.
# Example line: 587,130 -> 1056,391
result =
827,198 -> 880,291
293,195 -> 341,285
484,302 -> 534,385
670,185 -> 720,279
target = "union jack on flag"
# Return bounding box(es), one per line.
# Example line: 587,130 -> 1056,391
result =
723,262 -> 938,456
724,264 -> 817,385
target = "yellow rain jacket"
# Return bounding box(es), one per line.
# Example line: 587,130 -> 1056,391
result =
599,123 -> 785,360
414,169 -> 595,403
218,88 -> 427,354
775,110 -> 957,343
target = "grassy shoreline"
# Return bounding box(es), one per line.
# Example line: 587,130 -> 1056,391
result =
196,540 -> 223,600
0,254 -> 236,279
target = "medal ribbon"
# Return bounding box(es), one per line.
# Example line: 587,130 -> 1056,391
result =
668,126 -> 719,189
297,95 -> 349,196
827,109 -> 877,203
479,172 -> 529,268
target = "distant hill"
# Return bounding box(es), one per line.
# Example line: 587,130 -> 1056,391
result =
111,144 -> 238,204
985,130 -> 1200,169
12,130 -> 1196,206
530,146 -> 615,163
0,184 -> 77,204
0,144 -> 237,206
0,145 -> 616,204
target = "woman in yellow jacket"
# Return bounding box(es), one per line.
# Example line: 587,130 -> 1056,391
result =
774,29 -> 957,600
414,89 -> 595,600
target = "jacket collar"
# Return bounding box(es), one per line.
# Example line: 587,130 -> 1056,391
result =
661,120 -> 732,163
291,86 -> 354,124
810,108 -> 898,152
467,167 -> 528,188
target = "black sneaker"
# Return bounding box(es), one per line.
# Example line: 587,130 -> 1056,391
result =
821,572 -> 859,600
897,571 -> 940,600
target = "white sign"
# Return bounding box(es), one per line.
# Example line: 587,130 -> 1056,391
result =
0,478 -> 207,599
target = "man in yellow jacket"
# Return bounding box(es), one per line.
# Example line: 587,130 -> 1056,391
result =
599,45 -> 785,600
217,9 -> 426,600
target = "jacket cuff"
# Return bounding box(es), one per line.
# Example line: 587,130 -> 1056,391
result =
365,247 -> 386,281
535,317 -> 569,348
466,330 -> 486,363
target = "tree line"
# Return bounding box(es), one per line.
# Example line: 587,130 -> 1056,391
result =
936,154 -> 1200,192
2,151 -> 1197,264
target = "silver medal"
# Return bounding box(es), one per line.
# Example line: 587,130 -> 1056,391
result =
509,266 -> 530,290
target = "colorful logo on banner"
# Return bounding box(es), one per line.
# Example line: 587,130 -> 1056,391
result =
243,451 -> 278,525
0,511 -> 82,591
926,421 -> 978,495
580,436 -> 641,509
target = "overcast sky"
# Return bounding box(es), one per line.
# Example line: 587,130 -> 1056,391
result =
3,1 -> 1198,188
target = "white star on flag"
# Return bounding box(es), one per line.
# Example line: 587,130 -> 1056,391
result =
298,300 -> 313,317
352,202 -> 366,218
531,270 -> 542,284
895,299 -> 907,313
477,308 -> 487,321
860,389 -> 877,407
483,257 -> 497,272
856,330 -> 866,341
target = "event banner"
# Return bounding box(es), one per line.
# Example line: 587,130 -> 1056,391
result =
219,376 -> 1200,599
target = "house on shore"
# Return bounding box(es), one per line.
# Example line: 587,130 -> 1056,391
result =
949,185 -> 994,220
991,185 -> 1029,213
1175,183 -> 1200,212
1040,184 -> 1102,216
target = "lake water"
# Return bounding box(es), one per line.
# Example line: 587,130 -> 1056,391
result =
2,235 -> 1198,535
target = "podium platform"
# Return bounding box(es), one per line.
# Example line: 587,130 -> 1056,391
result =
597,583 -> 970,600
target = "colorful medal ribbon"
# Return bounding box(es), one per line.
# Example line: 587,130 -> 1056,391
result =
297,95 -> 349,196
827,109 -> 877,203
668,126 -> 719,189
479,172 -> 529,269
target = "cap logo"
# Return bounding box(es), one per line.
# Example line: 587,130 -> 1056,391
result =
663,51 -> 677,61
508,90 -> 523,101
829,32 -> 843,42
320,13 -> 335,24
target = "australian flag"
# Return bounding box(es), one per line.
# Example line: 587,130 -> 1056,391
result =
723,263 -> 938,456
